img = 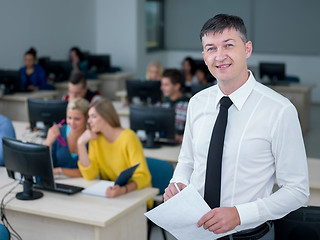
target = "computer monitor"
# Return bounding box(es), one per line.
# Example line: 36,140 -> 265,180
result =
2,137 -> 55,200
87,54 -> 110,73
27,99 -> 68,135
43,60 -> 71,82
130,105 -> 175,148
0,70 -> 23,94
274,206 -> 320,240
259,62 -> 286,84
126,80 -> 162,104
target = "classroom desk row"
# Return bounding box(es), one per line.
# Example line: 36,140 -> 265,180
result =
0,72 -> 135,122
0,168 -> 158,240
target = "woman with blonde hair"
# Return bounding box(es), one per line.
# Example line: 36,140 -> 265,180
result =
145,60 -> 163,81
45,97 -> 89,177
77,98 -> 152,206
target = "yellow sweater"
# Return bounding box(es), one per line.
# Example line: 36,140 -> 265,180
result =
78,129 -> 153,207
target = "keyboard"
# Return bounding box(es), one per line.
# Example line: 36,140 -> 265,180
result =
55,183 -> 84,194
35,183 -> 84,195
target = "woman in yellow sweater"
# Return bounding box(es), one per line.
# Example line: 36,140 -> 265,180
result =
77,97 -> 152,203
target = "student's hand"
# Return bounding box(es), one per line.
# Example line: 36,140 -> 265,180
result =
45,125 -> 61,146
27,85 -> 38,91
163,182 -> 186,201
197,207 -> 240,234
106,185 -> 126,198
77,129 -> 98,145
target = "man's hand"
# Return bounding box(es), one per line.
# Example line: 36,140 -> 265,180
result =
163,182 -> 186,201
197,206 -> 240,234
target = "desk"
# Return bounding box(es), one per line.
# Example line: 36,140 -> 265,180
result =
98,72 -> 134,100
0,168 -> 158,240
266,83 -> 313,134
306,158 -> 320,206
54,79 -> 101,99
0,90 -> 58,121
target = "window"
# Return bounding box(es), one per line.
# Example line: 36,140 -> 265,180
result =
146,0 -> 164,51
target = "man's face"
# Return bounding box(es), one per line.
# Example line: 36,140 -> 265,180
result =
161,77 -> 179,98
201,28 -> 252,84
68,83 -> 87,100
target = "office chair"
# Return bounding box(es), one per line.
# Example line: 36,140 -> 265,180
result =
146,157 -> 174,240
0,224 -> 10,240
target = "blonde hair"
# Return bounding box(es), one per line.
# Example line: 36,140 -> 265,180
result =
90,98 -> 121,128
67,97 -> 90,119
146,61 -> 164,80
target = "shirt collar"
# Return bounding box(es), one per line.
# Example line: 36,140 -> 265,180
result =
214,70 -> 256,111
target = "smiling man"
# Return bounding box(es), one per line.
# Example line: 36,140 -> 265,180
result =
163,14 -> 309,240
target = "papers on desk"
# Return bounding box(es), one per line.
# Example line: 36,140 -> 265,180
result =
82,163 -> 140,197
82,180 -> 114,197
144,184 -> 235,240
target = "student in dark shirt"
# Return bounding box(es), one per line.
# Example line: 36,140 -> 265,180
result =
161,69 -> 189,143
19,47 -> 52,91
63,72 -> 100,103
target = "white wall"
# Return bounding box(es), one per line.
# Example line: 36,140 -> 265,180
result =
0,0 -> 96,69
95,0 -> 142,74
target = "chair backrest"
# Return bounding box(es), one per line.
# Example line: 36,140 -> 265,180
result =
146,157 -> 174,195
0,224 -> 10,240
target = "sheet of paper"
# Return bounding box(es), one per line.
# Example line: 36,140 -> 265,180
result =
81,180 -> 114,197
144,184 -> 236,240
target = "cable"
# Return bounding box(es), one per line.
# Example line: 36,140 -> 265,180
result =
0,179 -> 16,191
1,180 -> 23,240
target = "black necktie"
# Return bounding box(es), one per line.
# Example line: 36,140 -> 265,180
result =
204,96 -> 233,209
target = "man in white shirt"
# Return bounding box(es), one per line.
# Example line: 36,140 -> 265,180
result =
163,14 -> 309,240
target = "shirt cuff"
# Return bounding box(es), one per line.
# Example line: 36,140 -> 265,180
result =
235,202 -> 260,225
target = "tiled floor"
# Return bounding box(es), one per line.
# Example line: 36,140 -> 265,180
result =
150,104 -> 320,240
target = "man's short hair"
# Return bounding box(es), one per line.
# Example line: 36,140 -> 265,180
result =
200,14 -> 248,43
162,69 -> 185,91
69,72 -> 87,88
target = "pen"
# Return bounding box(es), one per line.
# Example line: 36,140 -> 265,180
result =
58,119 -> 65,126
56,119 -> 66,146
174,182 -> 181,193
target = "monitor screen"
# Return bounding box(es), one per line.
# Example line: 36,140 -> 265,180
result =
27,99 -> 68,134
87,54 -> 110,73
2,137 -> 55,200
0,70 -> 23,94
43,60 -> 71,82
259,62 -> 286,83
126,80 -> 162,105
130,105 -> 175,148
274,206 -> 320,240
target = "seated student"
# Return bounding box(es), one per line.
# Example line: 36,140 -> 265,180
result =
77,98 -> 152,207
195,64 -> 209,85
160,69 -> 189,143
69,46 -> 88,75
145,60 -> 164,81
63,72 -> 100,103
181,56 -> 197,89
44,97 -> 89,177
0,114 -> 16,166
20,47 -> 53,91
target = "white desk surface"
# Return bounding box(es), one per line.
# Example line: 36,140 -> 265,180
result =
0,167 -> 158,227
0,90 -> 58,102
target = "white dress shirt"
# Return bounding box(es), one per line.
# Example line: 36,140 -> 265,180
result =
171,71 -> 309,232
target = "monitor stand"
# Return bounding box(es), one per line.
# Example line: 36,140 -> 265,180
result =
143,132 -> 161,149
16,177 -> 43,200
